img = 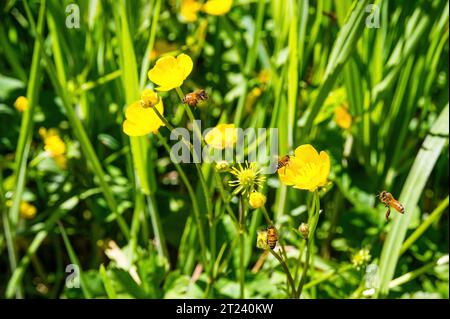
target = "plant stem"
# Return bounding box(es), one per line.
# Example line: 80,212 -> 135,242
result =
268,249 -> 297,298
158,134 -> 208,270
400,196 -> 449,256
296,190 -> 320,298
239,196 -> 246,298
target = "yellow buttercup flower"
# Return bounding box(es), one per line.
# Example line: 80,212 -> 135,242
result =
229,162 -> 266,195
39,128 -> 67,169
334,105 -> 352,129
202,0 -> 233,15
205,124 -> 237,149
19,201 -> 37,220
181,0 -> 202,22
14,96 -> 29,112
249,191 -> 266,209
123,89 -> 165,137
148,53 -> 193,91
278,144 -> 330,192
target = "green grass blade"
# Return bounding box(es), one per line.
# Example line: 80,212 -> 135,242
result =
99,264 -> 117,299
23,0 -> 130,239
400,196 -> 449,256
58,222 -> 92,299
5,196 -> 79,298
302,0 -> 370,137
377,104 -> 449,297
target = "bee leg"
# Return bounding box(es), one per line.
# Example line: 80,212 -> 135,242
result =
385,207 -> 391,221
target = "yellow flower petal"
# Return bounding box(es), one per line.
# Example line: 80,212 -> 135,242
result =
123,98 -> 165,137
148,54 -> 193,91
294,144 -> 320,164
205,123 -> 237,149
177,53 -> 194,79
181,0 -> 201,22
334,105 -> 352,129
279,144 -> 330,192
14,96 -> 29,112
318,151 -> 330,186
203,0 -> 233,15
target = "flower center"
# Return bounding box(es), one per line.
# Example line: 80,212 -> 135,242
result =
238,169 -> 256,188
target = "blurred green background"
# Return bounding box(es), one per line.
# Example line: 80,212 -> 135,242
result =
0,0 -> 448,299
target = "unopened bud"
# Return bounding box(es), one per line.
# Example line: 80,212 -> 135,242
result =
140,89 -> 160,108
249,191 -> 267,209
299,223 -> 309,239
215,160 -> 230,172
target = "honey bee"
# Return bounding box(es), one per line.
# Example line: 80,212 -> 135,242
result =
182,89 -> 208,107
267,225 -> 278,249
379,191 -> 405,220
276,155 -> 290,173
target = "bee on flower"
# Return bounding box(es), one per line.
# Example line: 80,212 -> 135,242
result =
278,144 -> 330,192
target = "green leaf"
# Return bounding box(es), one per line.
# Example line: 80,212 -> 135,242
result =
377,104 -> 449,297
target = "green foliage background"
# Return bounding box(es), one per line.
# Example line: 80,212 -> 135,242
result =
0,0 -> 448,299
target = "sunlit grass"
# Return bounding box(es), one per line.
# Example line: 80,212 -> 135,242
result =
0,0 -> 448,299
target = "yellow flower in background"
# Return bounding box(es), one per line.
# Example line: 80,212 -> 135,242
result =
202,0 -> 233,15
351,248 -> 371,270
334,105 -> 352,129
39,128 -> 67,169
19,201 -> 37,220
148,53 -> 193,91
278,144 -> 330,192
245,87 -> 263,112
181,0 -> 202,22
123,89 -> 165,137
205,123 -> 237,149
14,96 -> 29,112
39,128 -> 66,156
229,162 -> 266,195
150,40 -> 178,61
258,69 -> 270,85
249,191 -> 266,209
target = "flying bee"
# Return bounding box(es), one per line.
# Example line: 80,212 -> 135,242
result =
182,89 -> 208,107
276,155 -> 290,174
267,225 -> 278,250
378,191 -> 405,221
